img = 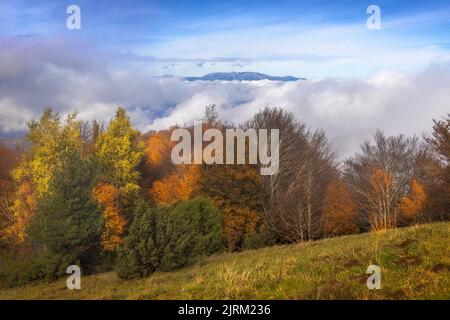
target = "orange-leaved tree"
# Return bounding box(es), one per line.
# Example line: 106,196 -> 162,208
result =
146,126 -> 202,206
93,184 -> 126,251
398,179 -> 427,223
4,181 -> 36,244
151,164 -> 201,206
146,131 -> 174,172
323,178 -> 358,236
200,164 -> 266,251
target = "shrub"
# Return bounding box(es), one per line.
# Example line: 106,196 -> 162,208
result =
117,197 -> 222,279
0,247 -> 72,286
116,199 -> 158,279
0,249 -> 40,287
156,197 -> 222,271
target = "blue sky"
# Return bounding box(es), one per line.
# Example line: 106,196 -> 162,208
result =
1,1 -> 450,157
1,0 -> 450,78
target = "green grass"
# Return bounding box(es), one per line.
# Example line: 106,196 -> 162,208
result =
0,222 -> 449,300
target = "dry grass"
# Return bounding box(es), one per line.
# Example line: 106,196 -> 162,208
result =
0,222 -> 448,300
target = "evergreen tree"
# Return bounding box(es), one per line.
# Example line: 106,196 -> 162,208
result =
117,197 -> 222,279
157,198 -> 222,271
28,152 -> 102,278
116,199 -> 157,279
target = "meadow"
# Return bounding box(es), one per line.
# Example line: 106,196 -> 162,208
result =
1,222 -> 448,300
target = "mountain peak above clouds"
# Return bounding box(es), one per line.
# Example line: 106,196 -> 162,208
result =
183,72 -> 305,82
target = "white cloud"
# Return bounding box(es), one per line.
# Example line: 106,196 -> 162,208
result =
143,64 -> 450,158
0,98 -> 34,132
1,38 -> 449,159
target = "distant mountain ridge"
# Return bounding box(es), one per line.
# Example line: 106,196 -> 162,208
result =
184,72 -> 305,82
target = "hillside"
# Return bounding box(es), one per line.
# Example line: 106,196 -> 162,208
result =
0,222 -> 448,300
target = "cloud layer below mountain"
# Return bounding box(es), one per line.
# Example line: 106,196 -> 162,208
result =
1,38 -> 449,158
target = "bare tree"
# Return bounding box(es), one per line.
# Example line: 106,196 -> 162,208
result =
424,114 -> 450,221
344,130 -> 431,230
247,107 -> 336,242
80,120 -> 103,159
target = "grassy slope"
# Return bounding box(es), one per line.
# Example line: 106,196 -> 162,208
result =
0,222 -> 449,300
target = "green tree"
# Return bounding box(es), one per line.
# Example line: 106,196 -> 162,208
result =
157,197 -> 222,271
117,197 -> 222,279
28,151 -> 103,279
116,199 -> 158,279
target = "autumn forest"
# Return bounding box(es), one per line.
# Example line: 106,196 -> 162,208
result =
0,106 -> 449,286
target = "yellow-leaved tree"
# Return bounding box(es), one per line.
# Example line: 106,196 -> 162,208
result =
94,108 -> 144,250
7,109 -> 82,243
